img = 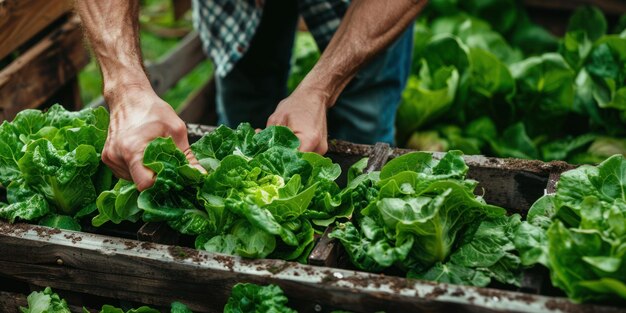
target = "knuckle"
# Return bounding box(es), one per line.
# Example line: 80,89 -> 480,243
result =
101,150 -> 115,164
172,121 -> 187,134
117,140 -> 131,151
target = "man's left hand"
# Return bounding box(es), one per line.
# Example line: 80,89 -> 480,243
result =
267,88 -> 329,154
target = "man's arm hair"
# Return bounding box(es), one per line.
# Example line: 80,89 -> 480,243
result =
75,1 -> 151,104
297,0 -> 428,107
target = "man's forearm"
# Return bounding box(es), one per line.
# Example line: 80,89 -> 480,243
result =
298,0 -> 427,107
76,1 -> 149,102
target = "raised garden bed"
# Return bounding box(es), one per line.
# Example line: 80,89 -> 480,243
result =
0,124 -> 623,313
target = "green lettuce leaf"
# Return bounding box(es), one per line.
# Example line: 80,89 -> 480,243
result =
332,151 -> 515,286
223,283 -> 297,313
20,287 -> 71,313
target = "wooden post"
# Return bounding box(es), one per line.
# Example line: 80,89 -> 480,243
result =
0,15 -> 89,120
1,221 -> 621,313
0,0 -> 73,60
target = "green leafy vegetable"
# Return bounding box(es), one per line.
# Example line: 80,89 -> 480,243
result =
516,154 -> 626,303
223,283 -> 297,313
395,4 -> 626,164
330,151 -> 522,287
95,124 -> 346,262
0,105 -> 110,230
20,287 -> 71,313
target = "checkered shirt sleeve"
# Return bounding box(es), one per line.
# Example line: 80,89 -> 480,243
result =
298,0 -> 350,51
192,0 -> 262,77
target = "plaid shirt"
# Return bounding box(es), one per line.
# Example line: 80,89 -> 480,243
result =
192,0 -> 350,77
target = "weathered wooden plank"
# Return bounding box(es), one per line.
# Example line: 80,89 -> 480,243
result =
148,31 -> 206,96
137,222 -> 180,245
0,0 -> 73,60
0,291 -> 27,312
1,222 -> 621,313
44,76 -> 84,112
186,123 -> 216,140
524,0 -> 626,14
87,31 -> 206,109
308,226 -> 339,267
365,142 -> 391,173
177,77 -> 217,125
0,15 -> 89,120
468,167 -> 547,215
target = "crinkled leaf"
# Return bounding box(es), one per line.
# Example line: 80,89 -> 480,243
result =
223,283 -> 297,313
18,139 -> 99,215
20,287 -> 71,313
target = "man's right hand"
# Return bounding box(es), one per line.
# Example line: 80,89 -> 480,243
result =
76,1 -> 205,191
103,84 -> 201,191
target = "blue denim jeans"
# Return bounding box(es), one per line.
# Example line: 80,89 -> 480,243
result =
215,0 -> 414,145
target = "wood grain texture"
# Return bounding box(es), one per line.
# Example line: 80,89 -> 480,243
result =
147,31 -> 206,96
0,0 -> 73,60
0,291 -> 27,313
2,222 -> 618,313
308,226 -> 338,267
177,77 -> 217,125
137,222 -> 180,245
0,15 -> 89,120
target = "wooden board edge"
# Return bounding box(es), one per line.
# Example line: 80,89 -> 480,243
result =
1,221 -> 621,313
0,15 -> 89,120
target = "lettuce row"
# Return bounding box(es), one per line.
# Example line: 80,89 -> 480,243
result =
94,124 -> 350,262
0,105 -> 111,231
398,4 -> 626,164
515,154 -> 626,303
330,151 -> 524,287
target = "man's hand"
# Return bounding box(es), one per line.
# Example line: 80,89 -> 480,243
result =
103,85 -> 201,191
271,0 -> 427,152
77,1 -> 204,191
267,88 -> 328,154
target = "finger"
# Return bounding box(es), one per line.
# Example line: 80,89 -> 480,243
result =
266,113 -> 286,127
255,128 -> 262,134
171,121 -> 191,150
170,124 -> 206,173
183,146 -> 207,174
102,153 -> 133,181
109,164 -> 132,182
295,131 -> 318,153
129,157 -> 156,191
